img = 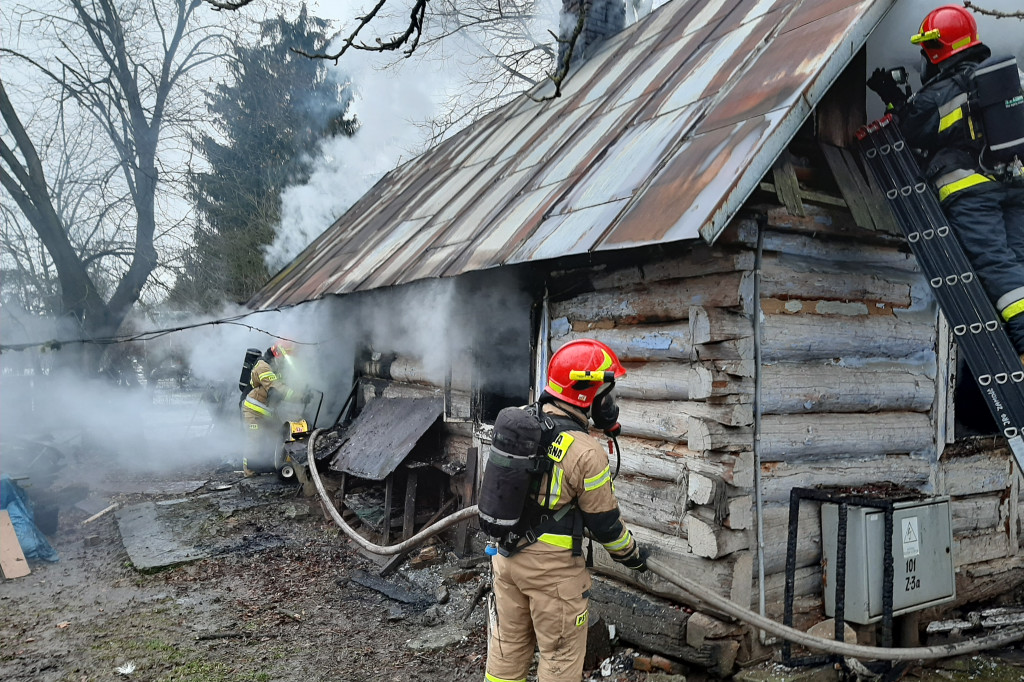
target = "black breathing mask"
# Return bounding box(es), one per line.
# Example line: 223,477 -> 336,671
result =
591,384 -> 620,435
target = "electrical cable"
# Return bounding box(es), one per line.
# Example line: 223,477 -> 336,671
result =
305,428 -> 1024,662
0,305 -> 313,353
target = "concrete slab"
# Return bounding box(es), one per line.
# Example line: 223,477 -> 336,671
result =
115,489 -> 286,571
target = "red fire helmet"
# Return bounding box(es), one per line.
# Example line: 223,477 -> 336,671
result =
544,339 -> 626,409
911,5 -> 981,65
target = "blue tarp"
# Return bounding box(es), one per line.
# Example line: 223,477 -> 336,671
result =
0,474 -> 58,563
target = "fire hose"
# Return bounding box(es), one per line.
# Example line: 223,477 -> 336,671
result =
305,429 -> 1024,661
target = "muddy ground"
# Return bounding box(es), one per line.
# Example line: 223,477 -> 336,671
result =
6,388 -> 1024,682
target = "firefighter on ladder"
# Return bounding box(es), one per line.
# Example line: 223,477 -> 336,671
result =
484,339 -> 649,682
868,5 -> 1024,358
241,341 -> 306,477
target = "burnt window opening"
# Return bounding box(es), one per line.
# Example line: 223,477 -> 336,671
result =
953,355 -> 999,438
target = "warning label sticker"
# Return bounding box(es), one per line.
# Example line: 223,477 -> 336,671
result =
902,516 -> 920,558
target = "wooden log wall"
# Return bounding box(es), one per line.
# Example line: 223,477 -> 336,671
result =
547,206 -> 978,617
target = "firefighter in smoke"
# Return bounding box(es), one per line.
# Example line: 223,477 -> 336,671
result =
867,5 -> 1024,357
241,341 -> 306,477
483,339 -> 649,682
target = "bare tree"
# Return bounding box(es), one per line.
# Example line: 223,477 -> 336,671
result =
0,0 -> 229,344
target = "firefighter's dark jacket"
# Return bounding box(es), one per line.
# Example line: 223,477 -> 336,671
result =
895,45 -> 992,184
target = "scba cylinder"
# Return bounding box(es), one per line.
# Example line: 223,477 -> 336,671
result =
477,406 -> 543,539
238,347 -> 263,393
975,55 -> 1024,162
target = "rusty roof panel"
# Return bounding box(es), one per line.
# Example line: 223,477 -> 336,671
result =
329,397 -> 442,481
249,0 -> 896,309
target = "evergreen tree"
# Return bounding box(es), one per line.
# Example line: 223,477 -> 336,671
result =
175,5 -> 357,310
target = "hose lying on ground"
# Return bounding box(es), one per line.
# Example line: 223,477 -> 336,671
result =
306,428 -> 1024,660
306,429 -> 478,556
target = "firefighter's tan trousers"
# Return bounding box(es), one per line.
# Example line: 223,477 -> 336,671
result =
241,408 -> 275,474
485,544 -> 592,682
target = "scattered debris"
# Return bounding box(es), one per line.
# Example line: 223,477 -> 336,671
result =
115,661 -> 136,676
0,510 -> 31,579
349,569 -> 432,605
56,621 -> 70,629
82,503 -> 119,526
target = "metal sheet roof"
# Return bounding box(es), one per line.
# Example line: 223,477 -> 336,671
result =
329,397 -> 442,481
251,0 -> 895,309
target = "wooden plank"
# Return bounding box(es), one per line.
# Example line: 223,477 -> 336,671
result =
820,142 -> 878,231
456,446 -> 479,557
817,47 -> 866,148
616,362 -> 713,401
770,150 -> 806,217
549,272 -> 754,324
402,469 -> 418,541
0,510 -> 31,579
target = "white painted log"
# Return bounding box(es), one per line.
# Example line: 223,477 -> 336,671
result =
752,230 -> 921,274
685,612 -> 744,649
955,531 -> 1010,566
615,475 -> 687,536
549,272 -> 754,324
689,306 -> 753,345
940,451 -> 1011,496
686,417 -> 752,452
619,398 -> 752,444
757,412 -> 934,460
553,323 -> 693,362
763,565 -> 823,612
614,436 -> 690,482
690,451 -> 755,490
685,510 -> 750,559
693,337 -> 754,361
688,471 -> 721,506
726,495 -> 754,530
593,524 -> 753,609
586,248 -> 757,291
616,362 -> 714,401
951,494 -> 1004,535
759,503 -> 822,575
761,313 -> 935,361
758,454 -> 933,504
760,362 -> 934,414
759,254 -> 913,308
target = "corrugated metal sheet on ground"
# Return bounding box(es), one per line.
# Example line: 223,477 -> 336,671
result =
252,0 -> 896,309
329,397 -> 443,481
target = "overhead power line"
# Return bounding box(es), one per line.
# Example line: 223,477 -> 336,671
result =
0,307 -> 316,353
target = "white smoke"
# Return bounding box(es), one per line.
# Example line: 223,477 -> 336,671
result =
263,1 -> 461,272
867,0 -> 1024,118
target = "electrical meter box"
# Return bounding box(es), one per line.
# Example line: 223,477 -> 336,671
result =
822,497 -> 955,624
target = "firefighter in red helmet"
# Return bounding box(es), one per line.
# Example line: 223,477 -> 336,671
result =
868,5 -> 1024,358
241,341 -> 303,476
484,339 -> 648,682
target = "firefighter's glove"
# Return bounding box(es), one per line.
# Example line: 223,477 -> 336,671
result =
867,68 -> 908,110
616,545 -> 649,572
591,390 -> 620,435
